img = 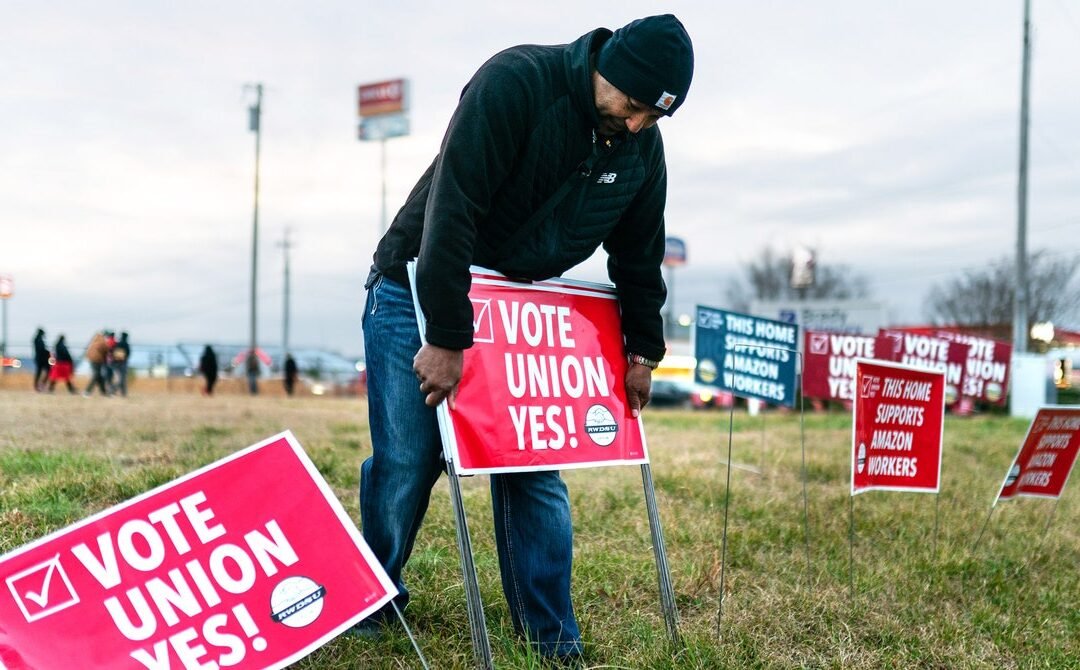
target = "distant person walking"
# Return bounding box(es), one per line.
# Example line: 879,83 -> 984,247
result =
199,345 -> 218,396
48,335 -> 76,394
246,351 -> 260,395
111,332 -> 131,397
103,331 -> 117,392
283,354 -> 299,396
83,330 -> 110,396
33,328 -> 51,392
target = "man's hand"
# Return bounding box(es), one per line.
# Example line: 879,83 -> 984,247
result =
624,363 -> 652,418
413,344 -> 463,409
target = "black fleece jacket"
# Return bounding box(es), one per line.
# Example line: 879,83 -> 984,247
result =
371,28 -> 669,362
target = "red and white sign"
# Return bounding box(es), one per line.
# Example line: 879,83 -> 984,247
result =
0,432 -> 395,670
895,328 -> 1011,405
0,275 -> 12,299
851,360 -> 945,495
997,407 -> 1080,502
357,79 -> 408,117
942,332 -> 1010,405
802,330 -> 878,402
413,267 -> 648,474
876,329 -> 969,407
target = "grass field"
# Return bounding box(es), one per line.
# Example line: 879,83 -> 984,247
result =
1,391 -> 1078,669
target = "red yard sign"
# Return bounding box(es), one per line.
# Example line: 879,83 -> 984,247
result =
937,331 -> 1010,405
851,360 -> 945,495
997,407 -> 1080,502
802,330 -> 879,402
0,433 -> 395,670
414,268 -> 648,474
895,328 -> 1011,405
877,329 -> 969,407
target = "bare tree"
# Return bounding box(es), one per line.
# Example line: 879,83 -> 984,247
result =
725,246 -> 870,312
925,250 -> 1080,328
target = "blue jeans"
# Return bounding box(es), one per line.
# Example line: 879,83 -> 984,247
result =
360,274 -> 582,658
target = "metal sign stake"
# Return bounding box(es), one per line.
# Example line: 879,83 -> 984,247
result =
446,460 -> 494,670
715,401 -> 737,637
641,463 -> 681,647
391,600 -> 432,670
797,353 -> 811,582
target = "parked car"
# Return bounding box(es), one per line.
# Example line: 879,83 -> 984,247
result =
650,379 -> 693,408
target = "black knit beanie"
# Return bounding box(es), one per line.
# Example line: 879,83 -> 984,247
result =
596,14 -> 694,116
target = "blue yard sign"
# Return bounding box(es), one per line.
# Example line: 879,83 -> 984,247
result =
694,305 -> 799,408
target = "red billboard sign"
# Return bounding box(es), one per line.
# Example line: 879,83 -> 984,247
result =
357,79 -> 408,117
663,237 -> 686,268
851,360 -> 945,495
0,433 -> 395,670
802,330 -> 878,401
997,407 -> 1080,501
420,270 -> 648,474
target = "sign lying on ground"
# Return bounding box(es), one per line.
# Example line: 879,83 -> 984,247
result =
851,360 -> 945,495
802,330 -> 878,402
694,305 -> 798,407
0,432 -> 395,670
410,267 -> 648,474
997,406 -> 1080,502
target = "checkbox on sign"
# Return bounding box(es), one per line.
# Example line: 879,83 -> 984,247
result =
809,333 -> 829,355
471,298 -> 494,343
6,553 -> 81,622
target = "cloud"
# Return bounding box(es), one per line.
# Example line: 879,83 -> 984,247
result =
2,0 -> 1079,358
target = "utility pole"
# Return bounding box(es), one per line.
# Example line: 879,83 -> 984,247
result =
278,227 -> 293,356
1013,0 -> 1032,354
358,79 -> 410,236
380,138 -> 388,236
247,83 -> 263,393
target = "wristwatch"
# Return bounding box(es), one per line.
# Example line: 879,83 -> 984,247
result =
628,353 -> 660,370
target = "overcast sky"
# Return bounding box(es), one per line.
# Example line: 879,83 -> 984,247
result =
2,0 -> 1078,357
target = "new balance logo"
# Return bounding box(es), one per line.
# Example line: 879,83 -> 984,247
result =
596,173 -> 617,184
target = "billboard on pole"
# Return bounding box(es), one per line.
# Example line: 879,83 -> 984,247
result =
663,237 -> 686,267
357,79 -> 408,117
357,79 -> 410,142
